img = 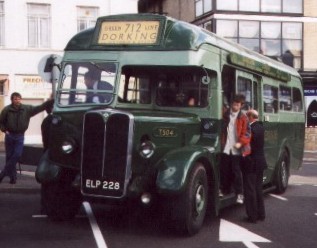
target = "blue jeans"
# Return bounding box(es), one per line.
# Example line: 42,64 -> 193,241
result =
2,133 -> 24,180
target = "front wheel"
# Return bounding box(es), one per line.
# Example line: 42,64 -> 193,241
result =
170,162 -> 208,236
274,151 -> 289,194
42,180 -> 82,221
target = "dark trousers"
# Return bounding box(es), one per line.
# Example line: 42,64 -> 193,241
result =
220,153 -> 243,195
1,133 -> 24,180
241,157 -> 265,221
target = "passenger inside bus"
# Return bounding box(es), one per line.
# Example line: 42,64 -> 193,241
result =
188,96 -> 196,106
156,78 -> 208,107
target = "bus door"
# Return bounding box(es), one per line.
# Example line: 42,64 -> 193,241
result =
236,72 -> 273,184
261,79 -> 280,183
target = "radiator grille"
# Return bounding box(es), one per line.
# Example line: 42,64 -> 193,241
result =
81,110 -> 132,198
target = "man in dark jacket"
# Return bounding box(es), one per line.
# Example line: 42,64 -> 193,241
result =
84,70 -> 113,103
242,109 -> 267,223
0,92 -> 53,184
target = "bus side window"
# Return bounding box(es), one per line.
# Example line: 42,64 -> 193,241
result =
155,68 -> 209,108
237,76 -> 252,110
279,85 -> 292,111
263,84 -> 278,113
118,75 -> 150,104
292,87 -> 303,112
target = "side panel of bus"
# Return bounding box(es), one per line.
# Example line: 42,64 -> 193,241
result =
228,68 -> 305,187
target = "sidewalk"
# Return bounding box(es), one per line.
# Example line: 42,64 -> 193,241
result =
0,142 -> 41,193
0,151 -> 40,193
303,150 -> 317,162
0,150 -> 316,194
0,165 -> 41,194
0,169 -> 40,193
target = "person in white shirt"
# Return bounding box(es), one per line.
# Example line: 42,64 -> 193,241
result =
220,94 -> 251,204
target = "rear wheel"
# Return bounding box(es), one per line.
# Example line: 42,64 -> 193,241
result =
274,151 -> 289,194
42,179 -> 82,221
169,162 -> 208,236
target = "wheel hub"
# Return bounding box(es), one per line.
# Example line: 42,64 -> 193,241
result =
281,161 -> 288,187
195,185 -> 205,214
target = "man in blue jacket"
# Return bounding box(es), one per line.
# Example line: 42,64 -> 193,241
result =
0,92 -> 53,184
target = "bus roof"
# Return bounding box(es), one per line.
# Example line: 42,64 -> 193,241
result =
65,13 -> 300,81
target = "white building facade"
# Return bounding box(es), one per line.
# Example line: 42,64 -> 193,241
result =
0,0 -> 137,143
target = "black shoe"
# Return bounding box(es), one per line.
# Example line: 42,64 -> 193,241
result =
9,178 -> 16,184
243,217 -> 257,224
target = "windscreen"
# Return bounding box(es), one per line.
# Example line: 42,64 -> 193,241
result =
119,66 -> 210,108
57,62 -> 117,106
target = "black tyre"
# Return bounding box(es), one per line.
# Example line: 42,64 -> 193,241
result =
170,162 -> 208,236
274,151 -> 289,194
42,180 -> 82,221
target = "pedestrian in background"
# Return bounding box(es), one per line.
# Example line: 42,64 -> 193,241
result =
0,92 -> 53,184
220,94 -> 251,204
242,109 -> 267,223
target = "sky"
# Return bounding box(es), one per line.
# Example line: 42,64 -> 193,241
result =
110,0 -> 138,14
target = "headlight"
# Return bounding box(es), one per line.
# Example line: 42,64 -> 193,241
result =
139,140 -> 155,159
61,139 -> 76,154
51,115 -> 62,125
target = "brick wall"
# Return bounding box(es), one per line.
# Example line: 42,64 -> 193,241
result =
304,0 -> 317,69
304,23 -> 317,69
162,0 -> 195,22
304,0 -> 317,17
305,127 -> 317,151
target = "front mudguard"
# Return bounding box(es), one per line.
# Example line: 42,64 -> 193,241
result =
35,151 -> 62,184
156,146 -> 212,194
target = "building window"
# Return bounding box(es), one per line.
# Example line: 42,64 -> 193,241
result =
261,22 -> 281,56
261,0 -> 281,13
283,0 -> 302,14
195,0 -> 203,16
216,20 -> 238,43
216,0 -> 302,14
281,22 -> 302,68
203,21 -> 212,31
240,0 -> 260,12
0,79 -> 5,95
204,0 -> 212,12
0,76 -> 8,95
217,0 -> 238,11
0,1 -> 4,46
27,4 -> 50,48
239,21 -> 260,52
217,20 -> 302,69
77,6 -> 99,32
195,0 -> 212,17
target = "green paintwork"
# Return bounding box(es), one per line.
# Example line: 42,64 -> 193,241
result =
156,146 -> 212,193
228,53 -> 291,82
35,152 -> 61,184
